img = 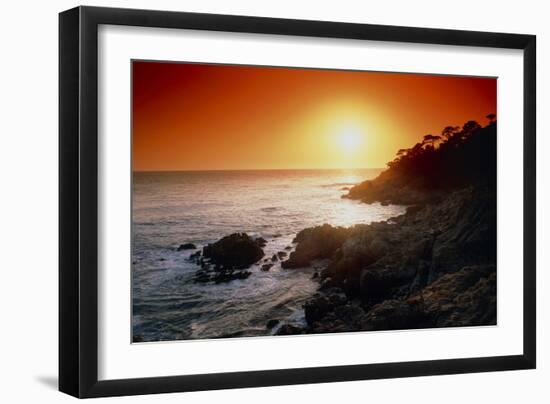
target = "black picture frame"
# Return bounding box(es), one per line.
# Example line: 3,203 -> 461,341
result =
59,5 -> 536,398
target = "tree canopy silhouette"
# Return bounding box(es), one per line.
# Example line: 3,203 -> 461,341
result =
347,114 -> 497,203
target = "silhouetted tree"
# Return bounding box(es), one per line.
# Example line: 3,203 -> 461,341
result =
486,113 -> 496,123
374,115 -> 496,191
462,120 -> 481,135
441,125 -> 460,141
422,134 -> 442,148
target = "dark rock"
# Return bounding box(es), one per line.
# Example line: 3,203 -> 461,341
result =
271,254 -> 278,262
203,233 -> 264,269
275,324 -> 304,335
266,319 -> 279,329
282,224 -> 351,268
344,177 -> 437,206
177,243 -> 197,251
277,251 -> 287,259
213,270 -> 251,283
158,258 -> 166,261
406,205 -> 424,215
322,256 -> 363,294
356,265 -> 496,331
359,299 -> 432,331
359,265 -> 416,304
312,271 -> 319,279
297,121 -> 497,333
261,263 -> 274,271
408,259 -> 431,295
304,291 -> 347,324
415,264 -> 496,327
255,237 -> 267,247
294,184 -> 496,332
195,268 -> 251,284
320,276 -> 337,289
189,250 -> 202,261
285,246 -> 292,250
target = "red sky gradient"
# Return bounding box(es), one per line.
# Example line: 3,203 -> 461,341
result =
132,61 -> 496,171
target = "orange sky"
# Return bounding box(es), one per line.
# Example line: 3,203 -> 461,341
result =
132,61 -> 496,171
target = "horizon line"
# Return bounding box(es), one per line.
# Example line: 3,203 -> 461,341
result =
133,167 -> 385,173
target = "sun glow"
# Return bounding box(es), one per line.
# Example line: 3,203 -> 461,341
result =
337,126 -> 363,152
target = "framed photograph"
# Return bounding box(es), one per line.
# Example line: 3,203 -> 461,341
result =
59,6 -> 536,398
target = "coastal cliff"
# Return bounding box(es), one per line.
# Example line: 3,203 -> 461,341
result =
278,117 -> 497,333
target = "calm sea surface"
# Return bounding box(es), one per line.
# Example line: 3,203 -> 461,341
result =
132,169 -> 406,341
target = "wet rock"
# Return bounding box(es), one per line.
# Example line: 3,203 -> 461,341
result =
213,270 -> 251,283
285,246 -> 292,250
193,264 -> 252,284
189,250 -> 202,261
312,271 -> 319,279
271,254 -> 278,262
255,237 -> 267,247
261,263 -> 274,271
177,243 -> 197,251
203,233 -> 264,269
277,251 -> 287,259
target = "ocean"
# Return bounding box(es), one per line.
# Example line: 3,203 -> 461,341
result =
132,169 -> 406,342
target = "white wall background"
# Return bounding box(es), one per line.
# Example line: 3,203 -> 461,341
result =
0,0 -> 546,402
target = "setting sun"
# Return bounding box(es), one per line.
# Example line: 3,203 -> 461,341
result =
133,62 -> 496,171
338,127 -> 363,152
130,60 -> 498,344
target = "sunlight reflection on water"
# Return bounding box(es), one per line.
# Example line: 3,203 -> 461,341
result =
132,169 -> 406,341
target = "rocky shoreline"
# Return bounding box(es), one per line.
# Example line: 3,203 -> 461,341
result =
166,118 -> 498,337
269,118 -> 499,334
275,185 -> 496,334
182,184 -> 496,335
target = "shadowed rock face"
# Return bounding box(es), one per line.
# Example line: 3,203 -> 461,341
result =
203,233 -> 264,269
281,224 -> 350,269
289,186 -> 496,334
357,264 -> 496,331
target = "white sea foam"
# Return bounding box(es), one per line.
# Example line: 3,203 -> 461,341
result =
132,169 -> 406,341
